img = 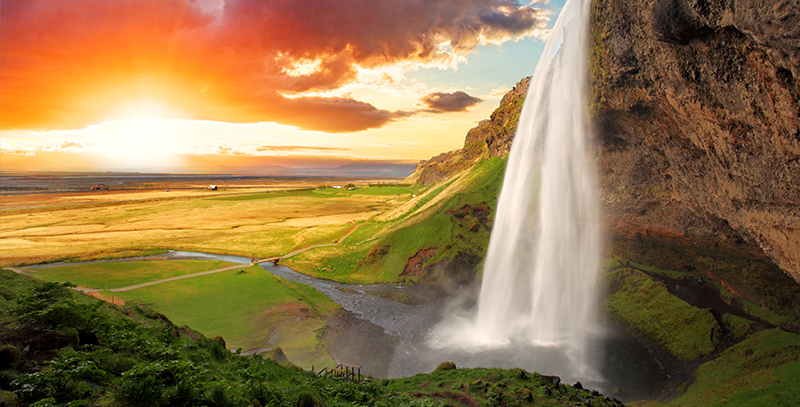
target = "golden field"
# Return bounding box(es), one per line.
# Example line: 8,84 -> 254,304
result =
0,179 -> 421,267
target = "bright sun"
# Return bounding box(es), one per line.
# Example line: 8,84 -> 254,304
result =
99,100 -> 189,170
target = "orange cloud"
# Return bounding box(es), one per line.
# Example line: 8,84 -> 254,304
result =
1,0 -> 546,132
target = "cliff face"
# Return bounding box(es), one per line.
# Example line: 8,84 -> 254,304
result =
591,0 -> 800,283
407,78 -> 530,186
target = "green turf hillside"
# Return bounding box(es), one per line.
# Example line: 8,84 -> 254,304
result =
284,157 -> 506,285
0,270 -> 622,407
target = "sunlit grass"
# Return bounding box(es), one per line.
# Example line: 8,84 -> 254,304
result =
30,259 -> 235,289
0,186 -> 414,267
110,265 -> 340,369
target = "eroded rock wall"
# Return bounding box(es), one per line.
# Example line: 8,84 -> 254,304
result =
592,0 -> 800,282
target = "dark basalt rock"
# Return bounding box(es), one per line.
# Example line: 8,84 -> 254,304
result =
652,0 -> 712,43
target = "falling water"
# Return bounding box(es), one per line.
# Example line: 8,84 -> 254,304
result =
475,0 -> 599,366
428,0 -> 601,379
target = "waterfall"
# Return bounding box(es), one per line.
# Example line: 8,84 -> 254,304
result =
425,0 -> 601,379
473,0 -> 600,368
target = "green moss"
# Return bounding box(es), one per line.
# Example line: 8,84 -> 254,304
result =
661,329 -> 800,406
609,233 -> 800,320
722,314 -> 753,340
605,268 -> 721,360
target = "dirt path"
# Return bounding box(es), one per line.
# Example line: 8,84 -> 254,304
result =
108,264 -> 248,292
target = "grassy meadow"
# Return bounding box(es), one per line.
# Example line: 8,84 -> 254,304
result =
20,259 -> 342,369
0,179 -> 435,370
0,181 -> 424,268
107,265 -> 340,369
30,259 -> 236,289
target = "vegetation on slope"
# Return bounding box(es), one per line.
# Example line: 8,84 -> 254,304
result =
284,157 -> 507,285
602,258 -> 800,406
24,261 -> 342,370
0,270 -> 622,407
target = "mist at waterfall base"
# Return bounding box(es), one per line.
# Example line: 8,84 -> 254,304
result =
426,0 -> 606,387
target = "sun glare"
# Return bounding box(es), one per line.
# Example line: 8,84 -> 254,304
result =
99,117 -> 183,170
105,100 -> 188,122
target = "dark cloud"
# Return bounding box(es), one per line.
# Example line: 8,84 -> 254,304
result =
1,0 -> 546,132
420,91 -> 484,113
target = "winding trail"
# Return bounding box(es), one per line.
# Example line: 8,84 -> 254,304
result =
38,223 -> 366,293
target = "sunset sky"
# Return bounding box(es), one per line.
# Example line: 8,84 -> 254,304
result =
1,0 -> 565,174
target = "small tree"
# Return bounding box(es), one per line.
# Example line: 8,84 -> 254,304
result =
344,183 -> 356,190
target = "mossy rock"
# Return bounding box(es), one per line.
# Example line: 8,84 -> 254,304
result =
605,268 -> 721,360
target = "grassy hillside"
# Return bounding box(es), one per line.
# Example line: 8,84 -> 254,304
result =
0,270 -> 622,407
23,261 -> 342,370
284,157 -> 507,285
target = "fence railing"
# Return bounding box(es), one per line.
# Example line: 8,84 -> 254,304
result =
316,363 -> 362,382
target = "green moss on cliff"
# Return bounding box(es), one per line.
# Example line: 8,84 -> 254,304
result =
609,233 -> 800,320
657,329 -> 800,407
590,0 -> 612,113
605,267 -> 721,360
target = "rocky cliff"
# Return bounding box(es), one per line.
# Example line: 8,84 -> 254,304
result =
591,0 -> 800,284
407,0 -> 800,295
407,78 -> 529,185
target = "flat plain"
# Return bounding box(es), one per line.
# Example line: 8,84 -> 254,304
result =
1,176 -> 420,267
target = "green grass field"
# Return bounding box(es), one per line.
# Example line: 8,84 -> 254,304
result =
30,259 -> 235,289
108,264 -> 340,369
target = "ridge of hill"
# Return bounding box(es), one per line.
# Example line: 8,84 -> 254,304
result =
405,77 -> 530,187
